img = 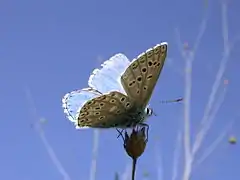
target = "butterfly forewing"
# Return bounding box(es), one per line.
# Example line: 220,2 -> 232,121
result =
120,42 -> 168,108
77,91 -> 139,128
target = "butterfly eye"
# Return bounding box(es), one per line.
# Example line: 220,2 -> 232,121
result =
146,108 -> 150,114
95,112 -> 100,115
99,103 -> 105,107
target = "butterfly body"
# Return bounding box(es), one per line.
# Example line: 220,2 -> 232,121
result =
62,42 -> 168,129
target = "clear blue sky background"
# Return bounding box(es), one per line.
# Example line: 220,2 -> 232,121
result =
0,0 -> 239,180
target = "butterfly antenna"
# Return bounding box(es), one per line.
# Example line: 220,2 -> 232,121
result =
160,97 -> 183,104
152,111 -> 157,116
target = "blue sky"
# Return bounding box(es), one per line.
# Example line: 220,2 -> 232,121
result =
0,0 -> 239,180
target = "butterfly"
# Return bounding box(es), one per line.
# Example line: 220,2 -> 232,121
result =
62,42 -> 168,129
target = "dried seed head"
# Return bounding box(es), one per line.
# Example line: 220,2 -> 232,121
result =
124,127 -> 147,159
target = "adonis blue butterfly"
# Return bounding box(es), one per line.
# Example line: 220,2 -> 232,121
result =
62,42 -> 168,129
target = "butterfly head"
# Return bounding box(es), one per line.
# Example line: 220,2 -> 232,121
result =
144,107 -> 154,117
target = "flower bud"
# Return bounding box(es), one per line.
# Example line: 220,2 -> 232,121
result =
124,127 -> 147,159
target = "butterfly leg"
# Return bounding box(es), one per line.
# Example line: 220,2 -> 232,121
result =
116,128 -> 126,141
116,128 -> 129,148
138,123 -> 149,142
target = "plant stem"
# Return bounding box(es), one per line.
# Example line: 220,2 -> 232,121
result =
131,158 -> 137,180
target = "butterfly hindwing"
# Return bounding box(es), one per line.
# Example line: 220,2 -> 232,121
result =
62,88 -> 102,126
120,42 -> 168,108
88,54 -> 131,95
77,91 -> 140,128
